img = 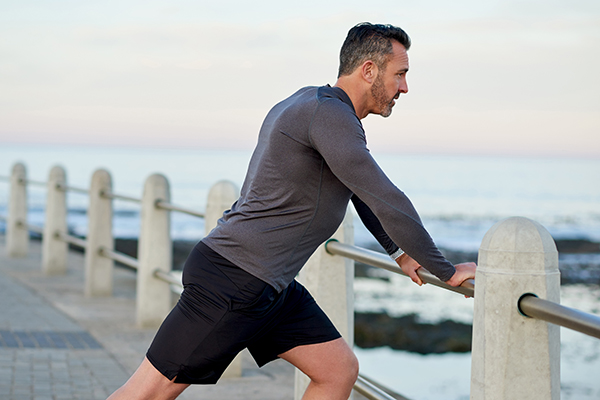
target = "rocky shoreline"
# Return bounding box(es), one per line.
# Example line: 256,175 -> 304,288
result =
354,312 -> 472,354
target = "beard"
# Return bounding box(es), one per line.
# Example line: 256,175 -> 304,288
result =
371,74 -> 397,118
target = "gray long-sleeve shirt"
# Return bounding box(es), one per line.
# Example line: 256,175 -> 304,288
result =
203,85 -> 455,292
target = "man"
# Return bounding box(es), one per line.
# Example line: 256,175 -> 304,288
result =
108,22 -> 476,400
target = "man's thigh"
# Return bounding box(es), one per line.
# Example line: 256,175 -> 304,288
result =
278,337 -> 357,382
246,279 -> 341,367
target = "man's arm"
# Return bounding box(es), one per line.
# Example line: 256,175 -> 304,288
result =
310,99 -> 458,282
352,194 -> 475,287
351,194 -> 400,257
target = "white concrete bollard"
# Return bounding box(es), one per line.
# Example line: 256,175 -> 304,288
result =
136,174 -> 172,328
294,209 -> 355,400
84,169 -> 114,297
470,217 -> 560,400
204,180 -> 242,378
42,166 -> 68,275
204,180 -> 239,235
7,162 -> 28,257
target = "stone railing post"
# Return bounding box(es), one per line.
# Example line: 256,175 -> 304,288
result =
136,174 -> 172,328
294,209 -> 354,400
42,165 -> 68,275
204,180 -> 239,235
7,162 -> 28,257
205,180 -> 241,378
84,169 -> 114,297
470,217 -> 560,400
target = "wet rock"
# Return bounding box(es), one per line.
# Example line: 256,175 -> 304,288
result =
355,312 -> 472,354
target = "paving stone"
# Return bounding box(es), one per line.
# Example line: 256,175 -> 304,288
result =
0,236 -> 301,400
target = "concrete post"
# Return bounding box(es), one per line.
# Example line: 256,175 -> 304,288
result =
42,166 -> 68,275
84,169 -> 114,297
470,217 -> 560,400
7,162 -> 28,257
136,174 -> 172,328
204,180 -> 239,235
205,180 -> 242,378
294,209 -> 355,400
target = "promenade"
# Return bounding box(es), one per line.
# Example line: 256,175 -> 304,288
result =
0,235 -> 296,400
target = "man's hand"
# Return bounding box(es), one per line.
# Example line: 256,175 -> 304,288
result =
396,253 -> 423,286
445,262 -> 477,287
396,254 -> 477,291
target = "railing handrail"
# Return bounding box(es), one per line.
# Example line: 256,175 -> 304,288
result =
100,190 -> 142,204
56,182 -> 89,195
55,231 -> 87,249
8,220 -> 45,235
519,294 -> 600,339
354,374 -> 406,400
326,239 -> 600,340
325,239 -> 475,297
153,269 -> 182,286
21,178 -> 47,187
98,246 -> 140,270
2,174 -> 206,219
155,199 -> 205,219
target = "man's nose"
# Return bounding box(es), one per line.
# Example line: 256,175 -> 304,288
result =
399,78 -> 408,94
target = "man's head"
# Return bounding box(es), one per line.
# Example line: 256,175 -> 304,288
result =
335,23 -> 411,119
338,23 -> 411,78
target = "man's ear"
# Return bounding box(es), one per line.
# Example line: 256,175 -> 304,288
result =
361,60 -> 377,84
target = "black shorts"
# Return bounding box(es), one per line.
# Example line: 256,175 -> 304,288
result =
146,241 -> 341,384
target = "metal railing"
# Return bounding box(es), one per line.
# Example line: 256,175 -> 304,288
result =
326,240 -> 475,297
56,230 -> 87,249
99,246 -> 140,270
324,240 -> 600,340
155,199 -> 205,218
0,172 -> 202,282
325,238 -> 600,399
100,189 -> 142,204
519,294 -> 600,339
8,168 -> 599,399
354,375 -> 407,400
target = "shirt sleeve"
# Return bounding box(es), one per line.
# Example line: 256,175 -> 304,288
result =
308,99 -> 456,282
351,194 -> 400,256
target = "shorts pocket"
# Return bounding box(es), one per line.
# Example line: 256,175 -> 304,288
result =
230,283 -> 278,316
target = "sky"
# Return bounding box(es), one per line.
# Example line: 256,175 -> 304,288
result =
1,0 -> 599,157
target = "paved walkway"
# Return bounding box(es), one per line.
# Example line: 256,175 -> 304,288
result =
0,235 -> 296,400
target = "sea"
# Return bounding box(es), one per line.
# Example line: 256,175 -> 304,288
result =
0,143 -> 599,399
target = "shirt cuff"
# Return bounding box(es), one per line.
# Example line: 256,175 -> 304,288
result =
390,248 -> 404,261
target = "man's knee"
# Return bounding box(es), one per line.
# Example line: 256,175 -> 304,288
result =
341,350 -> 359,386
319,345 -> 359,387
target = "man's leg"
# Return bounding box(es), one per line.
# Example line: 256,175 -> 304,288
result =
279,337 -> 359,400
107,357 -> 190,400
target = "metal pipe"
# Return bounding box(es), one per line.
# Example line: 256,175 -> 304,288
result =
56,231 -> 87,249
153,269 -> 183,287
519,294 -> 600,340
21,178 -> 46,187
98,246 -> 139,270
325,240 -> 475,298
55,182 -> 89,194
155,200 -> 205,218
100,190 -> 142,204
353,375 -> 404,400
